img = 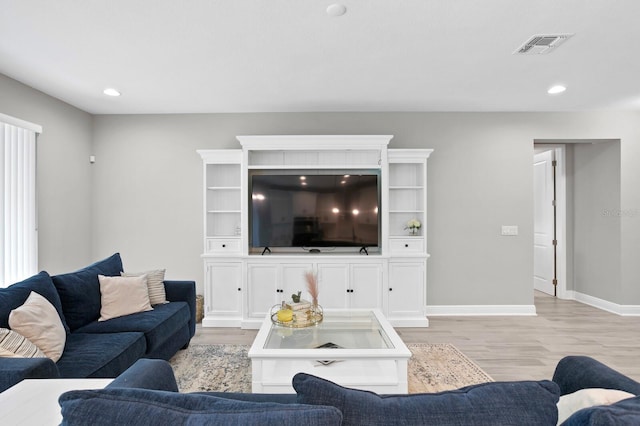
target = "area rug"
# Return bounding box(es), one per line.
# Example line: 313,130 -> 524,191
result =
169,343 -> 492,394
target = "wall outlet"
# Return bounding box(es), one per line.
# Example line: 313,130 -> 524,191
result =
501,225 -> 518,236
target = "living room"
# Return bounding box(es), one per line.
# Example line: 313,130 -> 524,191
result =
1,1 -> 640,424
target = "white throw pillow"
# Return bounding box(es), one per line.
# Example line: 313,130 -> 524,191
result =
121,269 -> 167,305
556,387 -> 636,425
8,291 -> 66,362
98,274 -> 153,321
0,327 -> 47,358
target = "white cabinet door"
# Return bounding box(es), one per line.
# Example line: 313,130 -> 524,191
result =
246,264 -> 279,319
350,263 -> 383,309
388,261 -> 425,319
281,263 -> 314,303
317,262 -> 383,310
317,263 -> 350,309
203,262 -> 243,326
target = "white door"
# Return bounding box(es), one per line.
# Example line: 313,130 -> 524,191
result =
246,264 -> 279,319
317,263 -> 350,309
533,150 -> 556,295
388,261 -> 424,318
350,263 -> 383,309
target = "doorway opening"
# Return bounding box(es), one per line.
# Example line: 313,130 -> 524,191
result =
533,144 -> 567,298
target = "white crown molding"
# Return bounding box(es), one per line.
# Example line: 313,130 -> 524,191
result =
425,305 -> 537,316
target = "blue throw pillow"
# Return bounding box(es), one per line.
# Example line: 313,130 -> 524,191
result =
0,271 -> 69,333
561,396 -> 640,426
293,373 -> 560,426
52,253 -> 123,331
59,388 -> 342,426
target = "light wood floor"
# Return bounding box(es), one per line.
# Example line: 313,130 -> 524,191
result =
191,291 -> 640,382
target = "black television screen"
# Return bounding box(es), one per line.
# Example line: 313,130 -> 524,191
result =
250,171 -> 380,250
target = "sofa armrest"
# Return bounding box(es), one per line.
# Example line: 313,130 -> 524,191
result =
107,359 -> 179,392
0,357 -> 60,392
164,280 -> 196,338
553,356 -> 640,396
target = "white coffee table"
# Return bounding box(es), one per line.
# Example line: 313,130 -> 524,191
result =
248,309 -> 411,394
0,378 -> 113,425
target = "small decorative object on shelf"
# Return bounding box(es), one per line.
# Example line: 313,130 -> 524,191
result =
405,218 -> 421,236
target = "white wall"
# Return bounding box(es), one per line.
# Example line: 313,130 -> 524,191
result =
0,74 -> 94,274
91,112 -> 640,309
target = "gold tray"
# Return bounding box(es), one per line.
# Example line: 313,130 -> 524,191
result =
270,304 -> 323,328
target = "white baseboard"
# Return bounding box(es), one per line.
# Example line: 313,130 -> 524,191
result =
568,291 -> 640,316
425,305 -> 537,316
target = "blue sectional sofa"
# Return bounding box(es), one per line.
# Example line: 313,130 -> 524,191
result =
0,253 -> 196,392
57,356 -> 640,425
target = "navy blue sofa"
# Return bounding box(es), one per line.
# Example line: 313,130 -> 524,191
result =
57,356 -> 640,425
0,253 -> 196,393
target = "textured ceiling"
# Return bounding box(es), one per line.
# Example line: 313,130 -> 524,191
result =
1,0 -> 639,114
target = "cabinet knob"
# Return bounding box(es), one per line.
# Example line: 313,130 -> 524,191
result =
405,244 -> 409,248
222,244 -> 226,248
237,288 -> 241,291
389,288 -> 393,291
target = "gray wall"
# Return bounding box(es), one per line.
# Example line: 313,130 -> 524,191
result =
0,74 -> 94,274
573,142 -> 622,301
91,112 -> 640,307
3,71 -> 640,307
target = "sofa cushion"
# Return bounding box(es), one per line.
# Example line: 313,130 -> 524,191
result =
293,372 -> 560,426
561,396 -> 640,425
59,388 -> 343,426
122,269 -> 168,305
75,302 -> 189,355
9,291 -> 66,361
52,253 -> 123,331
0,327 -> 46,358
0,357 -> 59,393
0,271 -> 69,333
98,275 -> 153,321
56,331 -> 146,378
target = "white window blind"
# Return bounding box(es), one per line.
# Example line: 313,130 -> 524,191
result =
0,113 -> 42,287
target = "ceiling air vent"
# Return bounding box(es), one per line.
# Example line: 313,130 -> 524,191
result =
514,34 -> 573,55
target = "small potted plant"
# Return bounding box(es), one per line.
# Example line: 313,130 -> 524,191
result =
405,219 -> 421,236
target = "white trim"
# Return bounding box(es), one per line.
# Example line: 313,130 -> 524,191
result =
0,113 -> 42,134
425,305 -> 537,316
237,135 -> 392,151
533,144 -> 567,299
568,291 -> 640,316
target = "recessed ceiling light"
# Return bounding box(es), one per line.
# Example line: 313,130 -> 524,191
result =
103,88 -> 121,97
547,85 -> 566,95
327,4 -> 347,17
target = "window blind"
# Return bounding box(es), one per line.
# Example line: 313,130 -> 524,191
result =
0,114 -> 41,287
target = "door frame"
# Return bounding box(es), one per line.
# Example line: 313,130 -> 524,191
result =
533,144 -> 567,299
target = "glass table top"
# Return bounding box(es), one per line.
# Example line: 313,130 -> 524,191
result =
264,310 -> 394,350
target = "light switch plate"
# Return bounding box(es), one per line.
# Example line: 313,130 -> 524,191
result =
501,225 -> 518,236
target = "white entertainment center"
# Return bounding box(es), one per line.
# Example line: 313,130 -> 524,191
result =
198,135 -> 432,328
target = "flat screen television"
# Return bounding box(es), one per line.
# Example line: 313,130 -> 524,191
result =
250,170 -> 380,252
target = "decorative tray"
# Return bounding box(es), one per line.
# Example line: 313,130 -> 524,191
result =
270,304 -> 323,328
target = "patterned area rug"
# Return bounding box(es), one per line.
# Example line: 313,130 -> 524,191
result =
169,343 -> 492,394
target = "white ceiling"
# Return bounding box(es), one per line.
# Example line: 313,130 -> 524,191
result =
2,0 -> 640,114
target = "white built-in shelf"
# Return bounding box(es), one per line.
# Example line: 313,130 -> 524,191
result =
198,137 -> 433,329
